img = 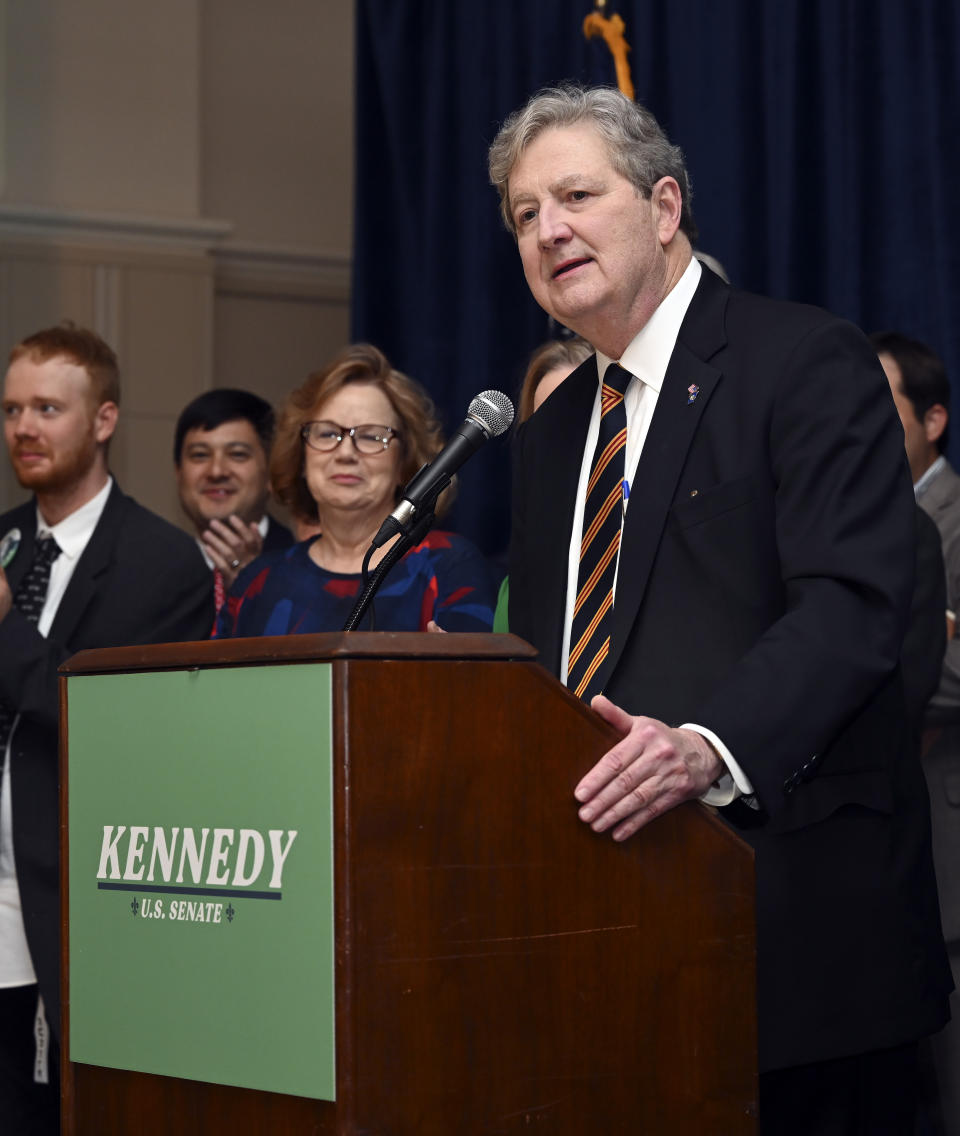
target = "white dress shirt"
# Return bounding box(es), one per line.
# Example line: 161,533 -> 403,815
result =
558,259 -> 753,806
0,477 -> 112,987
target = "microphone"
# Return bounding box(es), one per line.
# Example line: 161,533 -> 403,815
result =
372,390 -> 514,547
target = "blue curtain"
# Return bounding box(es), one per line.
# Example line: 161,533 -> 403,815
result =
353,0 -> 960,557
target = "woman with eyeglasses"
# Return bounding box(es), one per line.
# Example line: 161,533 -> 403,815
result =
212,343 -> 500,637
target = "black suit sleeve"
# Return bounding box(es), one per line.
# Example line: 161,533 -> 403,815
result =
694,321 -> 916,810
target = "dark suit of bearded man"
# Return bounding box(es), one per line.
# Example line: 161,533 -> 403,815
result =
509,263 -> 952,1078
0,322 -> 213,1134
0,483 -> 213,1042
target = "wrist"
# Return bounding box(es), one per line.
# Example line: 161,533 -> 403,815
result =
678,727 -> 724,784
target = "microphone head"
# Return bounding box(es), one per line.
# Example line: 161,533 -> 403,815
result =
467,390 -> 515,438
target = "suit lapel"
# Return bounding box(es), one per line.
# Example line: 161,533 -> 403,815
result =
49,483 -> 124,642
604,271 -> 728,683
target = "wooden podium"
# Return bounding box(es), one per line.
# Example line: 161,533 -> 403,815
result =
60,633 -> 756,1134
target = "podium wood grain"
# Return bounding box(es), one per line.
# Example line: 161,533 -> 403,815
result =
60,634 -> 756,1134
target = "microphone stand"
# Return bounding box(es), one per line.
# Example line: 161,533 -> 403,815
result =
342,508 -> 438,632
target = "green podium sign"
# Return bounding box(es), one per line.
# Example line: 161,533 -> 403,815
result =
67,664 -> 335,1100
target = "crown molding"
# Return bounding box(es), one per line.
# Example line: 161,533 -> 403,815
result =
0,202 -> 233,254
213,240 -> 352,302
0,205 -> 352,301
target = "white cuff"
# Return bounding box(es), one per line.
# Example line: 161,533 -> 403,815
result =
680,723 -> 756,807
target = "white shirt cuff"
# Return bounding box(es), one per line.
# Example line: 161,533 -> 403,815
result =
680,723 -> 756,807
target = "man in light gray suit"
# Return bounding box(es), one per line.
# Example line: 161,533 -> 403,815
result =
875,329 -> 960,1133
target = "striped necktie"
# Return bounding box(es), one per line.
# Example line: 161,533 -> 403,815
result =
0,535 -> 62,772
567,363 -> 632,702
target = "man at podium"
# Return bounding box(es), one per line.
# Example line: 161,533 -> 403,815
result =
489,86 -> 951,1133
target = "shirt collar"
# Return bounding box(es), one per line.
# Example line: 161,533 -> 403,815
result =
914,454 -> 946,499
595,256 -> 702,391
35,476 -> 113,560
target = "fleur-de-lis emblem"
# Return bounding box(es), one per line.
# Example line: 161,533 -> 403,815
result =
687,384 -> 700,405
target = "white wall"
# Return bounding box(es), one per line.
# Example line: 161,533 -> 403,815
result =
4,0 -> 201,217
201,0 -> 354,252
200,0 -> 354,415
0,0 -> 354,526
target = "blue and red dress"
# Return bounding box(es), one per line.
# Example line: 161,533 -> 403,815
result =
213,531 -> 500,637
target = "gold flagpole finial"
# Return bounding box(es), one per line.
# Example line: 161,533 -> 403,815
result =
583,6 -> 635,101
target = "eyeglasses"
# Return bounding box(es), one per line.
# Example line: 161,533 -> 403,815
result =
301,420 -> 400,454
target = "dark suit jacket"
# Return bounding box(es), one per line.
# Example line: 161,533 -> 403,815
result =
921,459 -> 960,726
509,267 -> 951,1072
0,482 -> 213,1037
903,508 -> 947,730
916,460 -> 960,944
262,514 -> 294,553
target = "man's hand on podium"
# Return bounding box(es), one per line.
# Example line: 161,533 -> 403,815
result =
573,695 -> 724,842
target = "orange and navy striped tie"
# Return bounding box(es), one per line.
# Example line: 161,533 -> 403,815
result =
567,363 -> 632,702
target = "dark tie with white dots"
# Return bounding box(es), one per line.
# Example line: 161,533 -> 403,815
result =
0,535 -> 62,781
